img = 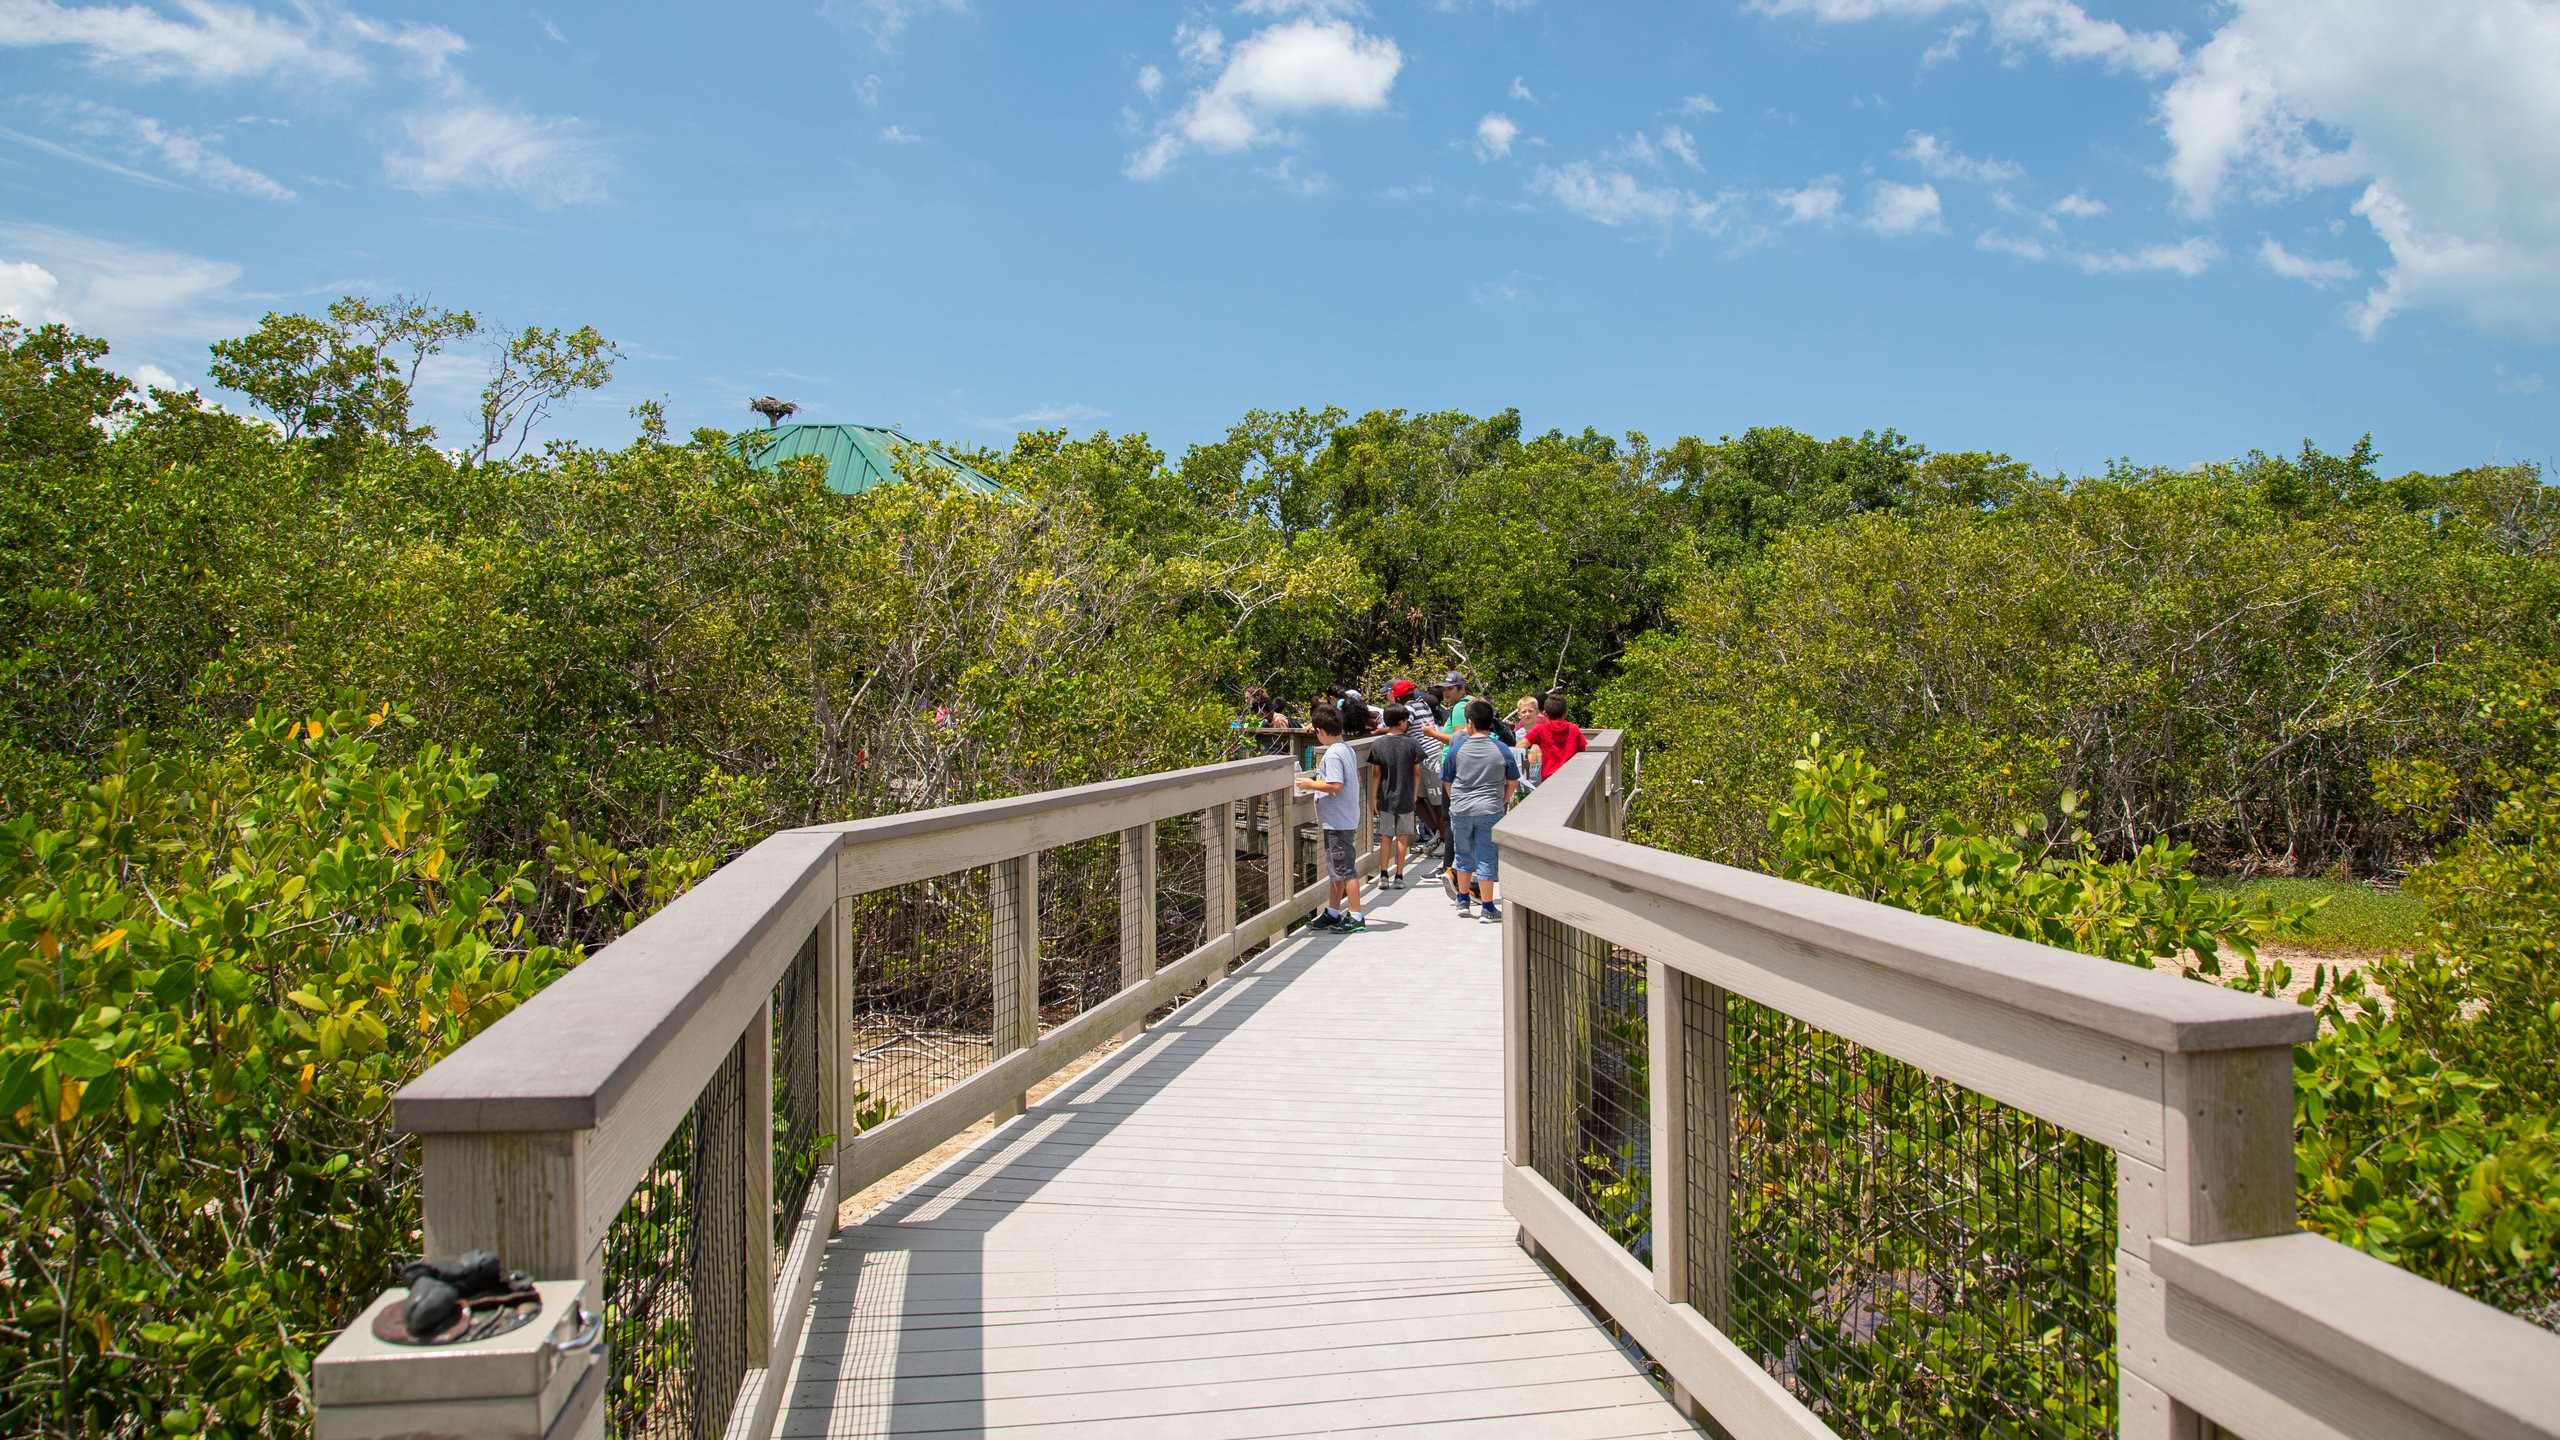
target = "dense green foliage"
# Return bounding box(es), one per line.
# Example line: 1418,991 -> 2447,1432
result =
1606,448 -> 2560,876
2296,665 -> 2560,1323
0,707 -> 576,1437
0,310 -> 1241,1437
7,292 -> 2559,1435
1771,735 -> 2559,1333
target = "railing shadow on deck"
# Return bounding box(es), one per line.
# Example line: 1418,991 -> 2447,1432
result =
784,937 -> 1335,1438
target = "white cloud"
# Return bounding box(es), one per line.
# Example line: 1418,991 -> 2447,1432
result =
1509,75 -> 1535,102
1754,0 -> 2178,76
1789,0 -> 2560,337
1475,112 -> 1517,161
2160,0 -> 2560,340
1678,93 -> 1718,115
1901,130 -> 2020,183
2493,365 -> 2543,395
45,100 -> 293,198
1129,17 -> 1401,179
1261,155 -> 1331,194
1658,124 -> 1700,169
1863,180 -> 1943,234
880,124 -> 923,143
1979,229 -> 2221,276
821,0 -> 966,51
1920,20 -> 1974,67
1983,0 -> 2178,76
2258,236 -> 2356,287
958,399 -> 1109,430
0,0 -> 462,83
1748,0 -> 1961,18
134,114 -> 290,197
131,361 -> 181,390
1531,161 -> 1728,229
0,257 -> 66,324
853,73 -> 881,106
2076,236 -> 2220,275
1137,64 -> 1163,99
1176,21 -> 1224,67
2050,189 -> 2106,218
385,104 -> 607,205
0,223 -> 245,361
1773,182 -> 1842,224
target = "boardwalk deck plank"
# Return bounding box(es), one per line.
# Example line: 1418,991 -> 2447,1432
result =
780,866 -> 1699,1438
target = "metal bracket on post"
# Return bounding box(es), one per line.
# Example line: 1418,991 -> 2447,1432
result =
313,1281 -> 604,1440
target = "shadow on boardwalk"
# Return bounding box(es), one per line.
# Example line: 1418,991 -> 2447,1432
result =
780,880 -> 1699,1439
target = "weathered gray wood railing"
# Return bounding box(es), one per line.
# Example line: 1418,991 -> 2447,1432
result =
1500,732 -> 2560,1440
391,744 -> 1380,1440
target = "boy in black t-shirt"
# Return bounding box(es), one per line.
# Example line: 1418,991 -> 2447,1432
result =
1368,706 -> 1425,888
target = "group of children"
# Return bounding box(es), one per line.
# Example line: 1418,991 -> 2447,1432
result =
1289,677 -> 1588,935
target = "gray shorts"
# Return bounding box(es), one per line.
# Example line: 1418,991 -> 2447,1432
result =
1322,827 -> 1360,881
1378,810 -> 1419,838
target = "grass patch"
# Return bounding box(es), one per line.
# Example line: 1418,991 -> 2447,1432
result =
2202,877 -> 2431,955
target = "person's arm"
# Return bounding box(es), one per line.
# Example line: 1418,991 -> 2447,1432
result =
1501,745 -> 1520,807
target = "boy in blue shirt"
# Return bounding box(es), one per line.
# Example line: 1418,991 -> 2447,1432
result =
1293,704 -> 1366,933
1439,699 -> 1520,921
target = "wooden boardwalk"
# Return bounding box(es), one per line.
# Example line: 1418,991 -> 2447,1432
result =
778,863 -> 1701,1438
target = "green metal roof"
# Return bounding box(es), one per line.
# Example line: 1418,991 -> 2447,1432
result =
737,422 -> 1010,498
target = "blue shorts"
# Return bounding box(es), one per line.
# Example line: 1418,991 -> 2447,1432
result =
1449,811 -> 1501,882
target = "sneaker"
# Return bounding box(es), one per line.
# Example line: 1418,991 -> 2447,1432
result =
1478,903 -> 1503,922
1308,911 -> 1342,931
1456,899 -> 1476,918
1340,915 -> 1366,933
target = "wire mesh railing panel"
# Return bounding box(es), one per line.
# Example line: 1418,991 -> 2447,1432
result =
604,1032 -> 754,1440
1523,912 -> 1652,1266
1038,836 -> 1122,1031
845,865 -> 994,1121
1234,798 -> 1271,930
1696,994 -> 2119,1438
1154,813 -> 1207,968
771,924 -> 827,1259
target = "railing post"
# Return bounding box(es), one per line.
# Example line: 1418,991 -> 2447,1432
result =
2118,1044 -> 2296,1439
829,891 -> 860,1214
419,1132 -> 598,1293
744,998 -> 775,1362
990,853 -> 1039,1121
1203,801 -> 1236,944
1650,964 -> 1730,1333
1118,821 -> 1157,1040
1502,904 -> 1531,1169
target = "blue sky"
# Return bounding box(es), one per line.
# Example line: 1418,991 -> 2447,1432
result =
3,0 -> 2555,476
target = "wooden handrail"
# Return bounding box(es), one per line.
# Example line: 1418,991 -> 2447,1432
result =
1495,728 -> 2560,1440
388,746 -> 1368,1440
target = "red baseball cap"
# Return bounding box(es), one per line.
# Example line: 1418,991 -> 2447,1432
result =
1390,679 -> 1416,699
